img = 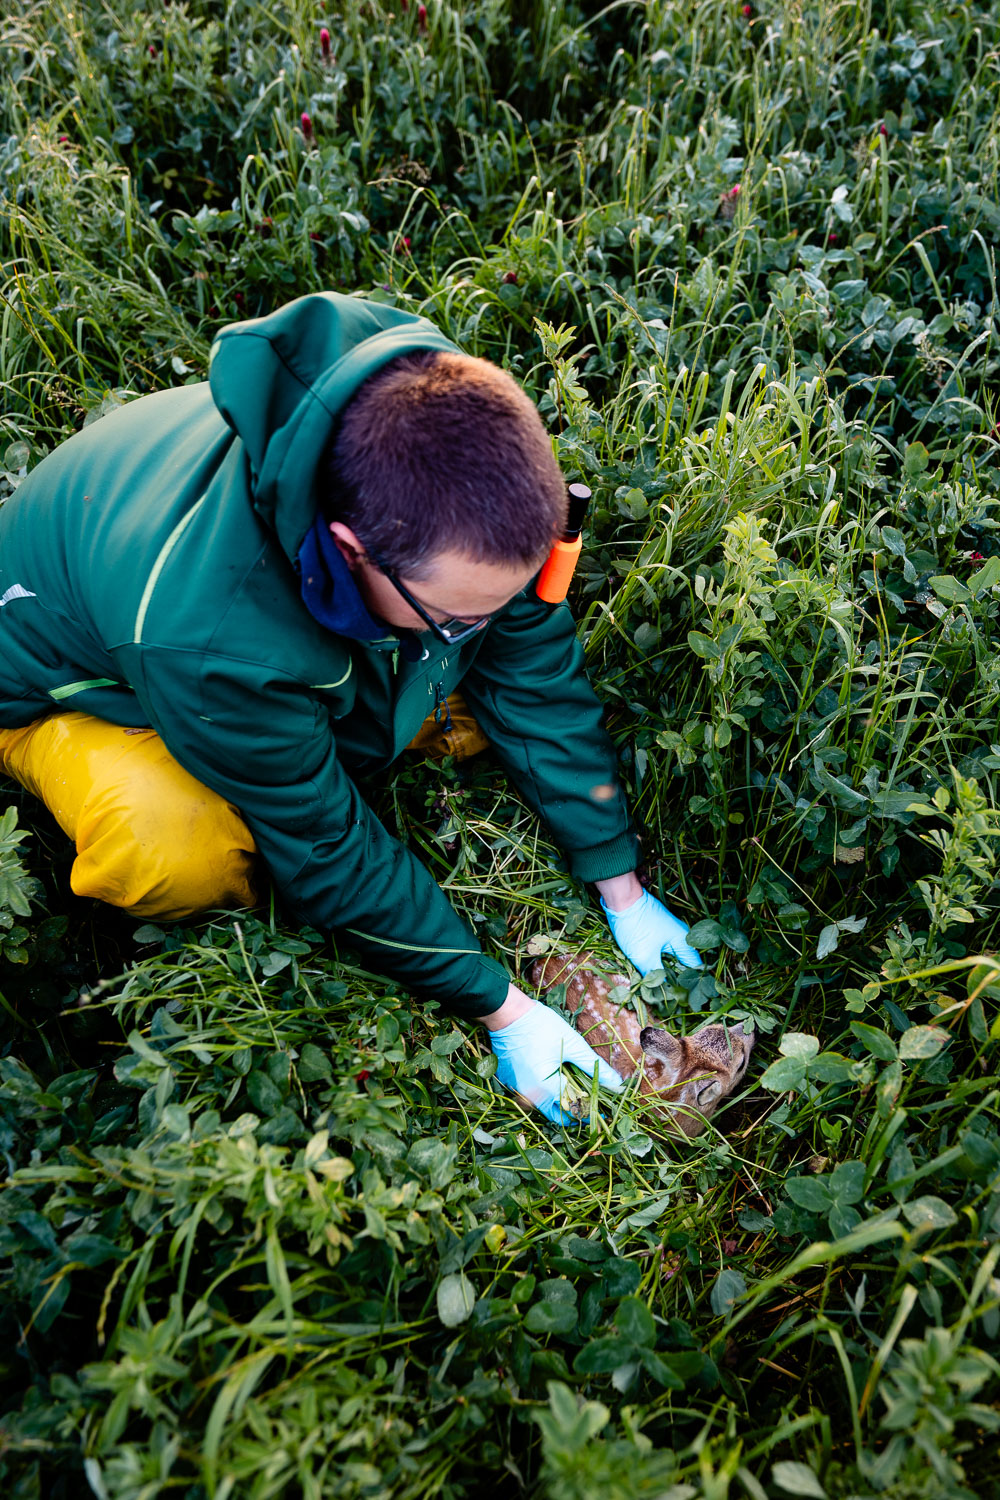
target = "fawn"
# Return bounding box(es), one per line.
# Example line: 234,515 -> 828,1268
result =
529,950 -> 754,1137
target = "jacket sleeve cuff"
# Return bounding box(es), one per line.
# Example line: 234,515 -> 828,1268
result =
457,954 -> 512,1018
567,830 -> 640,885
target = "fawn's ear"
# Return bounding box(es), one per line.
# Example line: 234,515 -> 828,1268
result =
697,1078 -> 724,1107
639,1026 -> 683,1065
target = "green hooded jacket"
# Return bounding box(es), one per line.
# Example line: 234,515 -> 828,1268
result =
0,293 -> 638,1014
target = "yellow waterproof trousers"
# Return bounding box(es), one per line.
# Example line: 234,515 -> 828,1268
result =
0,714 -> 259,919
0,694 -> 486,921
405,693 -> 490,762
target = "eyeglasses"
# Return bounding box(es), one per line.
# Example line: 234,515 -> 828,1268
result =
368,554 -> 499,646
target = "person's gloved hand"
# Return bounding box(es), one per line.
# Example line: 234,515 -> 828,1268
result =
490,1003 -> 623,1125
602,888 -> 702,973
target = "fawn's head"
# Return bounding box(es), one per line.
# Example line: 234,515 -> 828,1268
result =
638,1019 -> 755,1137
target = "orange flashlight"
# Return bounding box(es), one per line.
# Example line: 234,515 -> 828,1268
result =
536,483 -> 591,604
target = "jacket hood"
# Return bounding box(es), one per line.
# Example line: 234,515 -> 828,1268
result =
208,292 -> 459,563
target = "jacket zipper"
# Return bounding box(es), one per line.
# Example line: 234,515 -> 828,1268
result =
433,656 -> 452,729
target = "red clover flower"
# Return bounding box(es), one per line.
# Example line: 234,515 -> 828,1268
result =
301,111 -> 314,142
418,3 -> 427,32
320,27 -> 331,59
719,183 -> 741,219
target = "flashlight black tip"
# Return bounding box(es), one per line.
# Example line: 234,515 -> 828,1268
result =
564,483 -> 591,538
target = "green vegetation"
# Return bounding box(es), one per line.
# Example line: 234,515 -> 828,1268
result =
3,0 -> 1000,1495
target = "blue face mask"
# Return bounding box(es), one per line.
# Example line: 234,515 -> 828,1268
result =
296,515 -> 435,662
296,513 -> 387,641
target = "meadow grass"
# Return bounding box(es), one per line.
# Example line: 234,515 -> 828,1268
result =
2,2 -> 1000,1497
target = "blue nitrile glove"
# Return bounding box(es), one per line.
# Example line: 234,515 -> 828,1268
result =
490,1004 -> 623,1125
602,888 -> 703,973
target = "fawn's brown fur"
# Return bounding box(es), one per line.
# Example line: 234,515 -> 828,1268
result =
529,950 -> 754,1137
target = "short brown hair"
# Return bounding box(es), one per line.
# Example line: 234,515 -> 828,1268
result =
322,350 -> 567,578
